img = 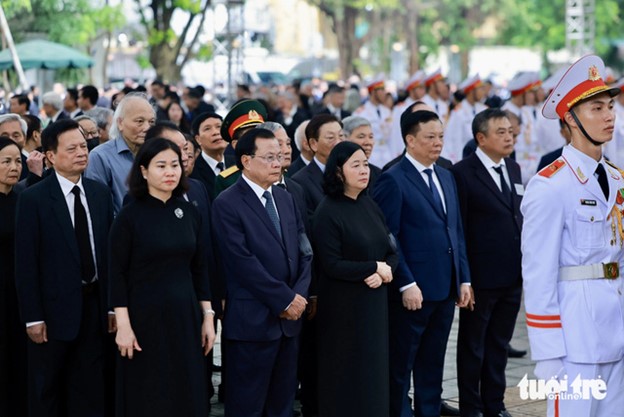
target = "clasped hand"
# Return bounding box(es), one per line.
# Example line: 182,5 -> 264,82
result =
280,294 -> 307,320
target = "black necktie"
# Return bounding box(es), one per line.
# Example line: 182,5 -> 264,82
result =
71,186 -> 95,283
263,191 -> 282,238
493,165 -> 512,204
216,162 -> 224,173
595,163 -> 609,199
423,169 -> 445,214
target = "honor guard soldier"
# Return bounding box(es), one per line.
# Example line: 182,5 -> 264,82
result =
355,75 -> 394,167
422,68 -> 450,120
443,75 -> 487,163
504,72 -> 543,182
390,70 -> 426,159
214,99 -> 267,196
521,55 -> 624,417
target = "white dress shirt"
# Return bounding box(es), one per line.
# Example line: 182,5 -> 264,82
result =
242,173 -> 279,220
475,147 -> 511,192
405,152 -> 447,213
201,151 -> 226,175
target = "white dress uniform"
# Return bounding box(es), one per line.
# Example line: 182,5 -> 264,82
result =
521,55 -> 624,417
356,99 -> 394,167
389,97 -> 414,156
443,99 -> 486,163
422,94 -> 449,121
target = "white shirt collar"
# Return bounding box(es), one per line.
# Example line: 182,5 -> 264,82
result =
201,151 -> 224,173
475,147 -> 506,170
242,173 -> 272,201
301,154 -> 311,165
313,156 -> 326,173
56,171 -> 83,196
405,151 -> 434,173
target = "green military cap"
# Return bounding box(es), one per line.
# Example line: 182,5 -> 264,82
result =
220,99 -> 268,143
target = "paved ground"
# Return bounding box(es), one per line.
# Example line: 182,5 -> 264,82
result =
207,299 -> 546,416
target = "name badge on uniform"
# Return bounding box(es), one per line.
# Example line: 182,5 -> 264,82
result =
580,199 -> 597,206
514,184 -> 524,196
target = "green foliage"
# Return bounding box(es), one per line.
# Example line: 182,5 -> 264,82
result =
195,43 -> 213,62
3,0 -> 125,47
173,0 -> 202,14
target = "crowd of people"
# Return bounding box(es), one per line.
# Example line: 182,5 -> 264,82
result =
2,54 -> 624,417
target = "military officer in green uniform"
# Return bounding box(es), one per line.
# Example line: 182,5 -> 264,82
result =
215,99 -> 268,195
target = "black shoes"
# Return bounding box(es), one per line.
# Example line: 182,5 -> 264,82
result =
507,345 -> 527,358
441,400 -> 461,416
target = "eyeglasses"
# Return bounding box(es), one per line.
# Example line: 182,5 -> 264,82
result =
251,154 -> 283,164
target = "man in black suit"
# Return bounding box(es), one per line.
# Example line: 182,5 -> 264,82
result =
450,109 -> 523,417
42,92 -> 68,123
64,88 -> 83,119
190,112 -> 235,201
14,119 -> 114,417
314,84 -> 351,121
292,114 -> 342,218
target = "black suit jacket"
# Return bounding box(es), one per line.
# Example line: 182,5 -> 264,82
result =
450,153 -> 523,289
284,177 -> 308,233
291,159 -> 324,220
537,147 -> 564,171
287,156 -> 307,177
191,153 -> 235,202
14,173 -> 114,340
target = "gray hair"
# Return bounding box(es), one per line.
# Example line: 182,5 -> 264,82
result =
293,120 -> 310,152
86,107 -> 114,130
0,113 -> 27,136
341,115 -> 371,137
42,92 -> 63,111
74,115 -> 97,125
109,92 -> 154,140
256,121 -> 285,134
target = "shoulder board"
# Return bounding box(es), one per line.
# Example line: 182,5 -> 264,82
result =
538,159 -> 566,178
219,166 -> 239,178
606,159 -> 622,172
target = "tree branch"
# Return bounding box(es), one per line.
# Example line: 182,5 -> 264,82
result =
180,0 -> 211,68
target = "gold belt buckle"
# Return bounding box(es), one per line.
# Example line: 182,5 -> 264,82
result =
602,262 -> 620,279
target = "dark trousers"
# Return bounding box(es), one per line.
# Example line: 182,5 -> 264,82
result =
27,286 -> 106,417
1,281 -> 28,416
225,336 -> 299,417
457,283 -> 522,417
389,298 -> 455,417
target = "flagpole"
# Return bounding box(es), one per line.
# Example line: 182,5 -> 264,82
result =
0,4 -> 30,91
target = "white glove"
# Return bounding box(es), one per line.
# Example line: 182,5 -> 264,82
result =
534,358 -> 565,380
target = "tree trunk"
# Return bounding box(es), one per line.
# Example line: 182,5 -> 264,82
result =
334,6 -> 360,81
404,1 -> 420,74
149,44 -> 182,83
